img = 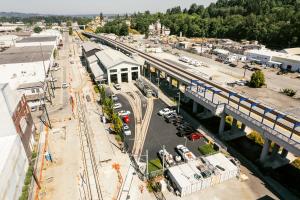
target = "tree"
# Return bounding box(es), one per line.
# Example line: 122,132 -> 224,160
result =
119,23 -> 129,36
69,27 -> 73,35
33,26 -> 42,33
112,113 -> 123,135
15,27 -> 22,32
249,70 -> 265,88
103,98 -> 114,120
66,21 -> 72,27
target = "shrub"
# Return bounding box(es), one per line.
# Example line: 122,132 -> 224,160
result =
281,88 -> 296,97
247,131 -> 264,146
291,158 -> 300,169
198,144 -> 217,155
249,70 -> 265,88
115,134 -> 122,142
94,85 -> 100,93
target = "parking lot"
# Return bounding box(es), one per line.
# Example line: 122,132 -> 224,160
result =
142,99 -> 206,160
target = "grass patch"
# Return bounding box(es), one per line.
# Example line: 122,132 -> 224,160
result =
148,159 -> 162,173
94,85 -> 100,93
115,134 -> 122,142
198,144 -> 217,155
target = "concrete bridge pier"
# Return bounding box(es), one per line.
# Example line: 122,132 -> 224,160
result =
192,100 -> 198,113
218,113 -> 227,136
260,138 -> 271,162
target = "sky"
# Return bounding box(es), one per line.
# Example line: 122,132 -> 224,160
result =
1,0 -> 216,15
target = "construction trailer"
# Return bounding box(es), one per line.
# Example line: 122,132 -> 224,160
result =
167,153 -> 239,197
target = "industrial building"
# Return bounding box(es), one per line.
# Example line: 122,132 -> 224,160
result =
95,48 -> 140,84
0,83 -> 35,158
245,49 -> 300,72
167,153 -> 239,197
0,35 -> 18,48
15,36 -> 58,47
0,45 -> 55,107
0,134 -> 29,200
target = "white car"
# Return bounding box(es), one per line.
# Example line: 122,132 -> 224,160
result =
61,82 -> 69,88
176,144 -> 196,161
113,103 -> 122,109
111,94 -> 118,101
122,124 -> 131,136
158,149 -> 175,167
118,110 -> 131,116
114,84 -> 121,90
158,108 -> 175,116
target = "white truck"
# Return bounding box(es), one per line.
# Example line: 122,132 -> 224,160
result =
176,145 -> 196,161
158,149 -> 175,167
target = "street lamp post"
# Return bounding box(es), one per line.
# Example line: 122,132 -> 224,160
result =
177,91 -> 181,114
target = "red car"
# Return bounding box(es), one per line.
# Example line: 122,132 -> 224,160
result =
123,115 -> 130,124
189,133 -> 204,141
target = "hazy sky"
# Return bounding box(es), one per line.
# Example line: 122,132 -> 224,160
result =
1,0 -> 216,15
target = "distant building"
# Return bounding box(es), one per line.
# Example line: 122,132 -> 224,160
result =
95,48 -> 140,84
177,41 -> 192,49
0,22 -> 27,32
282,47 -> 300,56
245,49 -> 300,71
149,19 -> 170,36
15,36 -> 58,47
0,35 -> 18,47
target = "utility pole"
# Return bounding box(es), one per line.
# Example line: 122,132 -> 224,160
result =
145,150 -> 149,180
162,145 -> 165,173
177,91 -> 181,114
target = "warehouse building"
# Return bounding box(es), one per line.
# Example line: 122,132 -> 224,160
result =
0,45 -> 55,107
0,83 -> 35,158
0,134 -> 29,200
95,48 -> 140,84
15,36 -> 58,47
245,49 -> 300,72
167,153 -> 239,197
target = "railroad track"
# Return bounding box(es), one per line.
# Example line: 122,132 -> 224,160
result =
75,92 -> 103,200
83,32 -> 300,136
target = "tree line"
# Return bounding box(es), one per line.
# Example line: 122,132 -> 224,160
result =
128,0 -> 300,49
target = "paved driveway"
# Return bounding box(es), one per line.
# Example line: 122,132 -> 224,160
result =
142,99 -> 206,160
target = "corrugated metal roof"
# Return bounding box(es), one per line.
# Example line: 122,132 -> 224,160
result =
205,153 -> 238,172
82,42 -> 102,53
90,62 -> 105,81
95,48 -> 139,69
16,36 -> 57,43
0,45 -> 54,64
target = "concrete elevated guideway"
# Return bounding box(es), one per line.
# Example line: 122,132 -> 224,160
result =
83,32 -> 300,162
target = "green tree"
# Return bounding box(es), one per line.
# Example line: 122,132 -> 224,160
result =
99,86 -> 106,104
33,26 -> 42,33
249,70 -> 265,88
69,27 -> 73,35
66,21 -> 72,27
119,23 -> 129,36
103,97 -> 114,120
15,27 -> 22,32
112,113 -> 123,135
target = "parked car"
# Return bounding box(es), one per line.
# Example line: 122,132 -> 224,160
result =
111,94 -> 118,101
176,144 -> 196,161
61,82 -> 69,88
188,132 -> 204,141
158,149 -> 175,167
118,110 -> 131,116
123,115 -> 130,124
30,107 -> 37,112
164,112 -> 177,120
122,125 -> 131,136
113,103 -> 122,109
114,83 -> 121,90
158,108 -> 176,116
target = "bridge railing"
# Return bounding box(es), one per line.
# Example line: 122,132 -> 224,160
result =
226,105 -> 300,149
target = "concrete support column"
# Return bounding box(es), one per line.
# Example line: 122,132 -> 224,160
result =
176,80 -> 180,89
260,139 -> 271,162
218,114 -> 226,135
241,123 -> 246,131
280,148 -> 288,158
232,118 -> 238,127
192,100 -> 198,113
169,76 -> 173,88
272,143 -> 280,156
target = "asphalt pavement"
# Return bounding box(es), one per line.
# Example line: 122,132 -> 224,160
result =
142,99 -> 206,160
115,94 -> 135,153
